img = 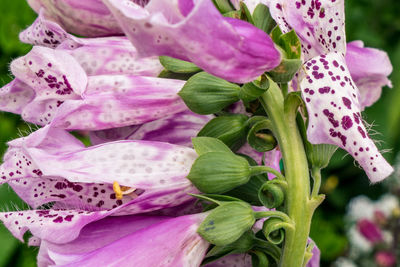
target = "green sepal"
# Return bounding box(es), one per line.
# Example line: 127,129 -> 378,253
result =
159,56 -> 201,74
268,28 -> 302,83
262,218 -> 286,245
239,2 -> 255,24
308,144 -> 338,169
212,0 -> 235,13
178,72 -> 240,114
157,70 -> 194,80
192,137 -> 233,156
258,182 -> 285,209
246,116 -> 277,152
223,10 -> 240,18
268,58 -> 302,83
239,76 -> 270,102
198,202 -> 256,246
197,114 -> 249,151
189,193 -> 243,206
252,3 -> 276,34
202,231 -> 255,265
187,152 -> 252,193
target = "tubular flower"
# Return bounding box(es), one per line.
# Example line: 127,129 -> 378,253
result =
0,46 -> 186,130
26,0 -> 150,37
266,0 -> 393,182
1,126 -> 199,214
103,0 -> 281,83
19,11 -> 163,76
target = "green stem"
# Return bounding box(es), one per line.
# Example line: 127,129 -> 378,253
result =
254,211 -> 293,223
311,168 -> 322,197
260,81 -> 315,267
250,165 -> 286,180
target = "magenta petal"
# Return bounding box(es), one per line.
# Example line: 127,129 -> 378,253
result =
45,213 -> 208,267
306,239 -> 320,267
104,0 -> 281,83
90,111 -> 214,146
0,79 -> 35,114
268,0 -> 346,60
19,9 -> 78,48
346,41 -> 393,109
59,37 -> 163,76
27,0 -> 125,37
51,75 -> 187,130
301,52 -> 393,182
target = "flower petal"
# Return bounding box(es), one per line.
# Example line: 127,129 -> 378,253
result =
104,0 -> 281,83
51,75 -> 187,130
19,9 -> 78,48
90,111 -> 214,146
345,41 -> 393,109
300,52 -> 393,182
27,0 -> 125,37
204,254 -> 252,267
268,0 -> 346,60
45,213 -> 208,267
0,79 -> 35,114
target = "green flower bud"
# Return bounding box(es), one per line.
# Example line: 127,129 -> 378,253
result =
258,182 -> 285,209
262,218 -> 286,245
187,152 -> 251,193
178,72 -> 240,114
198,202 -> 255,246
252,3 -> 276,34
198,114 -> 249,151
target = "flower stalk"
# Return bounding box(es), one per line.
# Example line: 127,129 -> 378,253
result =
260,80 -> 318,266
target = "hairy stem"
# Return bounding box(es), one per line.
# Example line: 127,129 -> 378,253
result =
260,81 -> 316,267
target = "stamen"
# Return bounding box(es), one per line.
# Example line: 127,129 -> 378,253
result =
113,181 -> 137,200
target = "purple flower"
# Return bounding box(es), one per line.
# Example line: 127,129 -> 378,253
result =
1,46 -> 186,130
357,218 -> 383,244
20,12 -> 163,76
103,0 -> 281,83
375,251 -> 397,267
345,41 -> 393,109
90,110 -> 214,147
26,0 -> 148,37
1,126 -> 198,213
30,214 -> 209,267
266,0 -> 393,182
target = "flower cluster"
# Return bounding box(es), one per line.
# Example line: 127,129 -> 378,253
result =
0,0 -> 393,266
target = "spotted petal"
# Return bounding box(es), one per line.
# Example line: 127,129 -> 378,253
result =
267,0 -> 346,60
345,41 -> 393,109
301,52 -> 393,182
0,79 -> 35,114
104,0 -> 281,83
90,111 -> 214,146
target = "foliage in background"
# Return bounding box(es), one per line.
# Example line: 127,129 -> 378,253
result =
0,0 -> 399,266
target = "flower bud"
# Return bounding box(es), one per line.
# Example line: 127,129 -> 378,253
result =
198,202 -> 255,246
187,152 -> 251,193
197,114 -> 249,151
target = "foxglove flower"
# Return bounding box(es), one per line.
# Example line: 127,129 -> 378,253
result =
266,0 -> 393,182
103,0 -> 281,83
345,41 -> 393,109
27,214 -> 209,267
90,110 -> 214,146
357,219 -> 383,244
19,11 -> 163,76
1,126 -> 199,214
1,46 -> 186,130
26,0 -> 149,37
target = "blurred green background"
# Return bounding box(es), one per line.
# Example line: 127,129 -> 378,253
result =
0,0 -> 399,266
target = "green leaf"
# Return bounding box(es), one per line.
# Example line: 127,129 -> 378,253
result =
187,152 -> 251,193
178,72 -> 240,114
212,0 -> 235,13
159,56 -> 201,74
197,114 -> 249,151
252,4 -> 276,34
270,26 -> 283,44
192,137 -> 233,156
267,58 -> 302,83
198,202 -> 256,246
278,30 -> 302,59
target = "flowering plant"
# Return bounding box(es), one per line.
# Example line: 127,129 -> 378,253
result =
0,0 -> 394,266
